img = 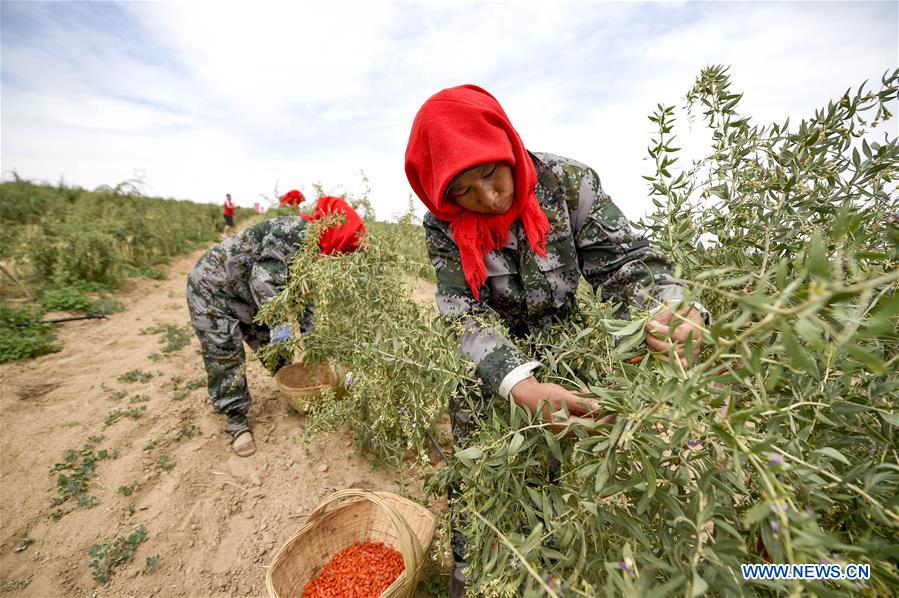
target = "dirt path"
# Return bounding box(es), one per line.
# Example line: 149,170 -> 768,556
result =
0,237 -> 441,597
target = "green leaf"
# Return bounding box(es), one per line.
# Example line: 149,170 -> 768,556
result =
542,429 -> 564,462
806,230 -> 829,278
864,293 -> 899,336
736,292 -> 772,311
691,571 -> 709,597
713,518 -> 743,540
878,410 -> 899,427
709,185 -> 729,200
814,447 -> 852,466
604,318 -> 645,337
454,446 -> 483,461
641,452 -> 657,498
717,273 -> 753,289
508,432 -> 525,455
595,465 -> 609,493
743,501 -> 770,526
846,344 -> 885,372
781,328 -> 816,374
519,523 -> 544,557
572,326 -> 595,342
612,330 -> 645,356
646,574 -> 686,597
832,400 -> 869,415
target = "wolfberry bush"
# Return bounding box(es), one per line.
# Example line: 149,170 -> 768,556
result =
435,68 -> 899,596
256,213 -> 467,468
267,68 -> 898,596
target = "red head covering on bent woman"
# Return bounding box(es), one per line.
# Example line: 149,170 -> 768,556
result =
404,84 -> 551,299
302,196 -> 366,255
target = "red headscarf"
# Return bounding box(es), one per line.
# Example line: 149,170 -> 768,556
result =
301,196 -> 366,255
404,84 -> 550,299
279,189 -> 305,206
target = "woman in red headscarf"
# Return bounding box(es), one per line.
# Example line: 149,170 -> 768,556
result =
187,195 -> 365,457
405,85 -> 706,595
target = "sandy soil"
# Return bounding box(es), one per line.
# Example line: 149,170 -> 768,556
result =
0,236 -> 444,597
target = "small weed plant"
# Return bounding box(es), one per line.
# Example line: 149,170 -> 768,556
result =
88,525 -> 148,583
117,369 -> 153,384
172,376 -> 205,400
50,436 -> 117,510
155,454 -> 175,472
143,555 -> 162,574
104,406 -> 147,426
14,535 -> 34,553
116,482 -> 140,496
144,421 -> 200,450
173,422 -> 201,441
140,322 -> 192,355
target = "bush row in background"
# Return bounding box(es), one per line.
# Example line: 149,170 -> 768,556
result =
0,178 -> 253,289
0,178 -> 253,362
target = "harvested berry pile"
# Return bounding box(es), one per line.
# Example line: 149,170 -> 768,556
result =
302,541 -> 405,597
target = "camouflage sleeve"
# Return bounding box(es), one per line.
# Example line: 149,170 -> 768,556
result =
424,217 -> 534,395
573,167 -> 688,313
249,220 -> 307,309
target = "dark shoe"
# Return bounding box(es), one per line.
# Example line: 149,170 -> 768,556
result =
448,562 -> 468,598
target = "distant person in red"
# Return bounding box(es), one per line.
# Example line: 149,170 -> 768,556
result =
279,189 -> 305,214
223,193 -> 236,237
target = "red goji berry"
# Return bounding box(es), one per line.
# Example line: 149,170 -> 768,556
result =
302,541 -> 404,597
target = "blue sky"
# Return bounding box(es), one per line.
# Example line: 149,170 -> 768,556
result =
2,1 -> 897,220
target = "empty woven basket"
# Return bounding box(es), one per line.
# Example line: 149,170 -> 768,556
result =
274,361 -> 344,413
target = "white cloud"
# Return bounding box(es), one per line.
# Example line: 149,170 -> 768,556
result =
2,1 -> 896,221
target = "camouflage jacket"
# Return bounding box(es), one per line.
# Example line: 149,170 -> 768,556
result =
191,216 -> 308,314
424,152 -> 690,397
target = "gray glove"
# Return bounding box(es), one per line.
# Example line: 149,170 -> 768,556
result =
269,323 -> 292,344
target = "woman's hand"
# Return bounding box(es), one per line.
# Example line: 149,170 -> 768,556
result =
510,377 -> 613,434
644,303 -> 704,366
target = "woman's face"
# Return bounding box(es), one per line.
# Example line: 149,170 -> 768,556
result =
445,162 -> 515,214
